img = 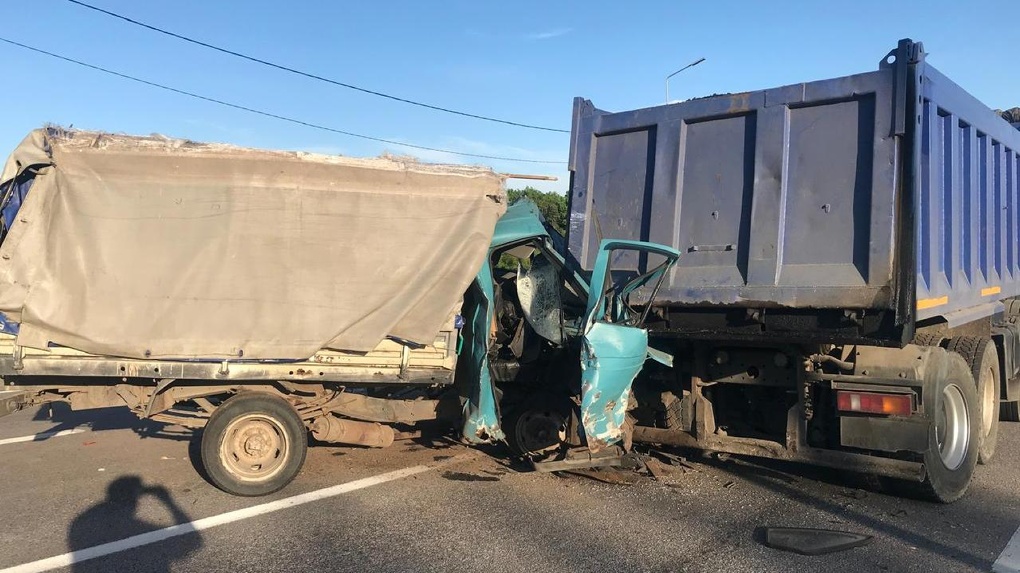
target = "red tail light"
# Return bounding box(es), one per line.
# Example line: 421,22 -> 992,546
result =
836,391 -> 912,416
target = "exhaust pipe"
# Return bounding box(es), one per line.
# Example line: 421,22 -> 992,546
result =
310,415 -> 395,448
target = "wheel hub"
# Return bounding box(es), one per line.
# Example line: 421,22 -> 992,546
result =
242,431 -> 270,457
935,383 -> 970,470
221,414 -> 289,482
513,410 -> 565,456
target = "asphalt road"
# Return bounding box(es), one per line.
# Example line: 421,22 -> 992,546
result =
0,404 -> 1017,573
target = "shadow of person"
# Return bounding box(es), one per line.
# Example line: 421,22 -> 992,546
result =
68,476 -> 202,572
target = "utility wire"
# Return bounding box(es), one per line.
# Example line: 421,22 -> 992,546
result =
0,37 -> 566,165
64,0 -> 570,134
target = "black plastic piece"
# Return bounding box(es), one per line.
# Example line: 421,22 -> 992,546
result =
762,527 -> 872,556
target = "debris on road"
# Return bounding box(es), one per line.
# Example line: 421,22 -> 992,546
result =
561,467 -> 641,485
644,458 -> 678,481
762,527 -> 873,556
644,447 -> 697,471
442,471 -> 499,482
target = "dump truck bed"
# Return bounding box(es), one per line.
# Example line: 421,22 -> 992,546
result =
567,39 -> 1020,342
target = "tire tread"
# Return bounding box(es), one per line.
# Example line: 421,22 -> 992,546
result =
943,337 -> 999,464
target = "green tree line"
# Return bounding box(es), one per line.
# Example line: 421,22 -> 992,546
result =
507,187 -> 567,233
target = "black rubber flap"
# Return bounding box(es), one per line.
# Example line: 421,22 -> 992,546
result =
763,527 -> 872,556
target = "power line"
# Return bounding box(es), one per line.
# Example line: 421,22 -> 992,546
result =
0,37 -> 566,165
64,0 -> 570,134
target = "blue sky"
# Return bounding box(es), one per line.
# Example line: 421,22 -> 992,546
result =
1,0 -> 1018,191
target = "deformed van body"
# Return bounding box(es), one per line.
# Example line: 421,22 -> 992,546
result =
461,201 -> 679,451
0,129 -> 680,495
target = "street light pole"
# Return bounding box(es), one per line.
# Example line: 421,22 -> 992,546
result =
665,57 -> 706,103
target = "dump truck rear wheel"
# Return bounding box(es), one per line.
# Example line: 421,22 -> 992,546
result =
943,336 -> 999,464
913,350 -> 980,503
1004,299 -> 1020,316
200,392 -> 307,497
912,331 -> 944,347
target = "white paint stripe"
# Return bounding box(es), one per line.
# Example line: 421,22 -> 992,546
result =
994,525 -> 1020,573
0,428 -> 86,446
0,454 -> 471,573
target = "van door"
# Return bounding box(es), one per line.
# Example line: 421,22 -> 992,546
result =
580,240 -> 681,451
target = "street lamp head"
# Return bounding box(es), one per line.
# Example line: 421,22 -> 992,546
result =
665,57 -> 706,103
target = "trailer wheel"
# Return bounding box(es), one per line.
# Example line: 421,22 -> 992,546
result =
943,337 -> 1000,464
200,392 -> 307,497
914,350 -> 980,503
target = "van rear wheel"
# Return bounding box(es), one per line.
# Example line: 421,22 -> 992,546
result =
200,392 -> 308,496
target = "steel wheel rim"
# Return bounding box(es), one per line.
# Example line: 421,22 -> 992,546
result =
220,413 -> 290,482
981,365 -> 995,436
935,383 -> 969,470
513,410 -> 564,455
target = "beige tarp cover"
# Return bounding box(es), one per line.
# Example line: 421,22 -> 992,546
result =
0,129 -> 506,359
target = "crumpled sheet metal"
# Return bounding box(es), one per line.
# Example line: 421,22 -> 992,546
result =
459,260 -> 505,443
579,322 -> 648,451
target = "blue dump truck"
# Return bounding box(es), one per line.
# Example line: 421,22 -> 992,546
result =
565,39 -> 1020,502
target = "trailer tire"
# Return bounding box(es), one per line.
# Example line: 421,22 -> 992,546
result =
943,337 -> 1000,464
914,350 -> 980,503
200,392 -> 307,497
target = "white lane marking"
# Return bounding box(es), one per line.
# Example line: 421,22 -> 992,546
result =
0,454 -> 472,573
995,525 -> 1020,573
0,427 -> 86,446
